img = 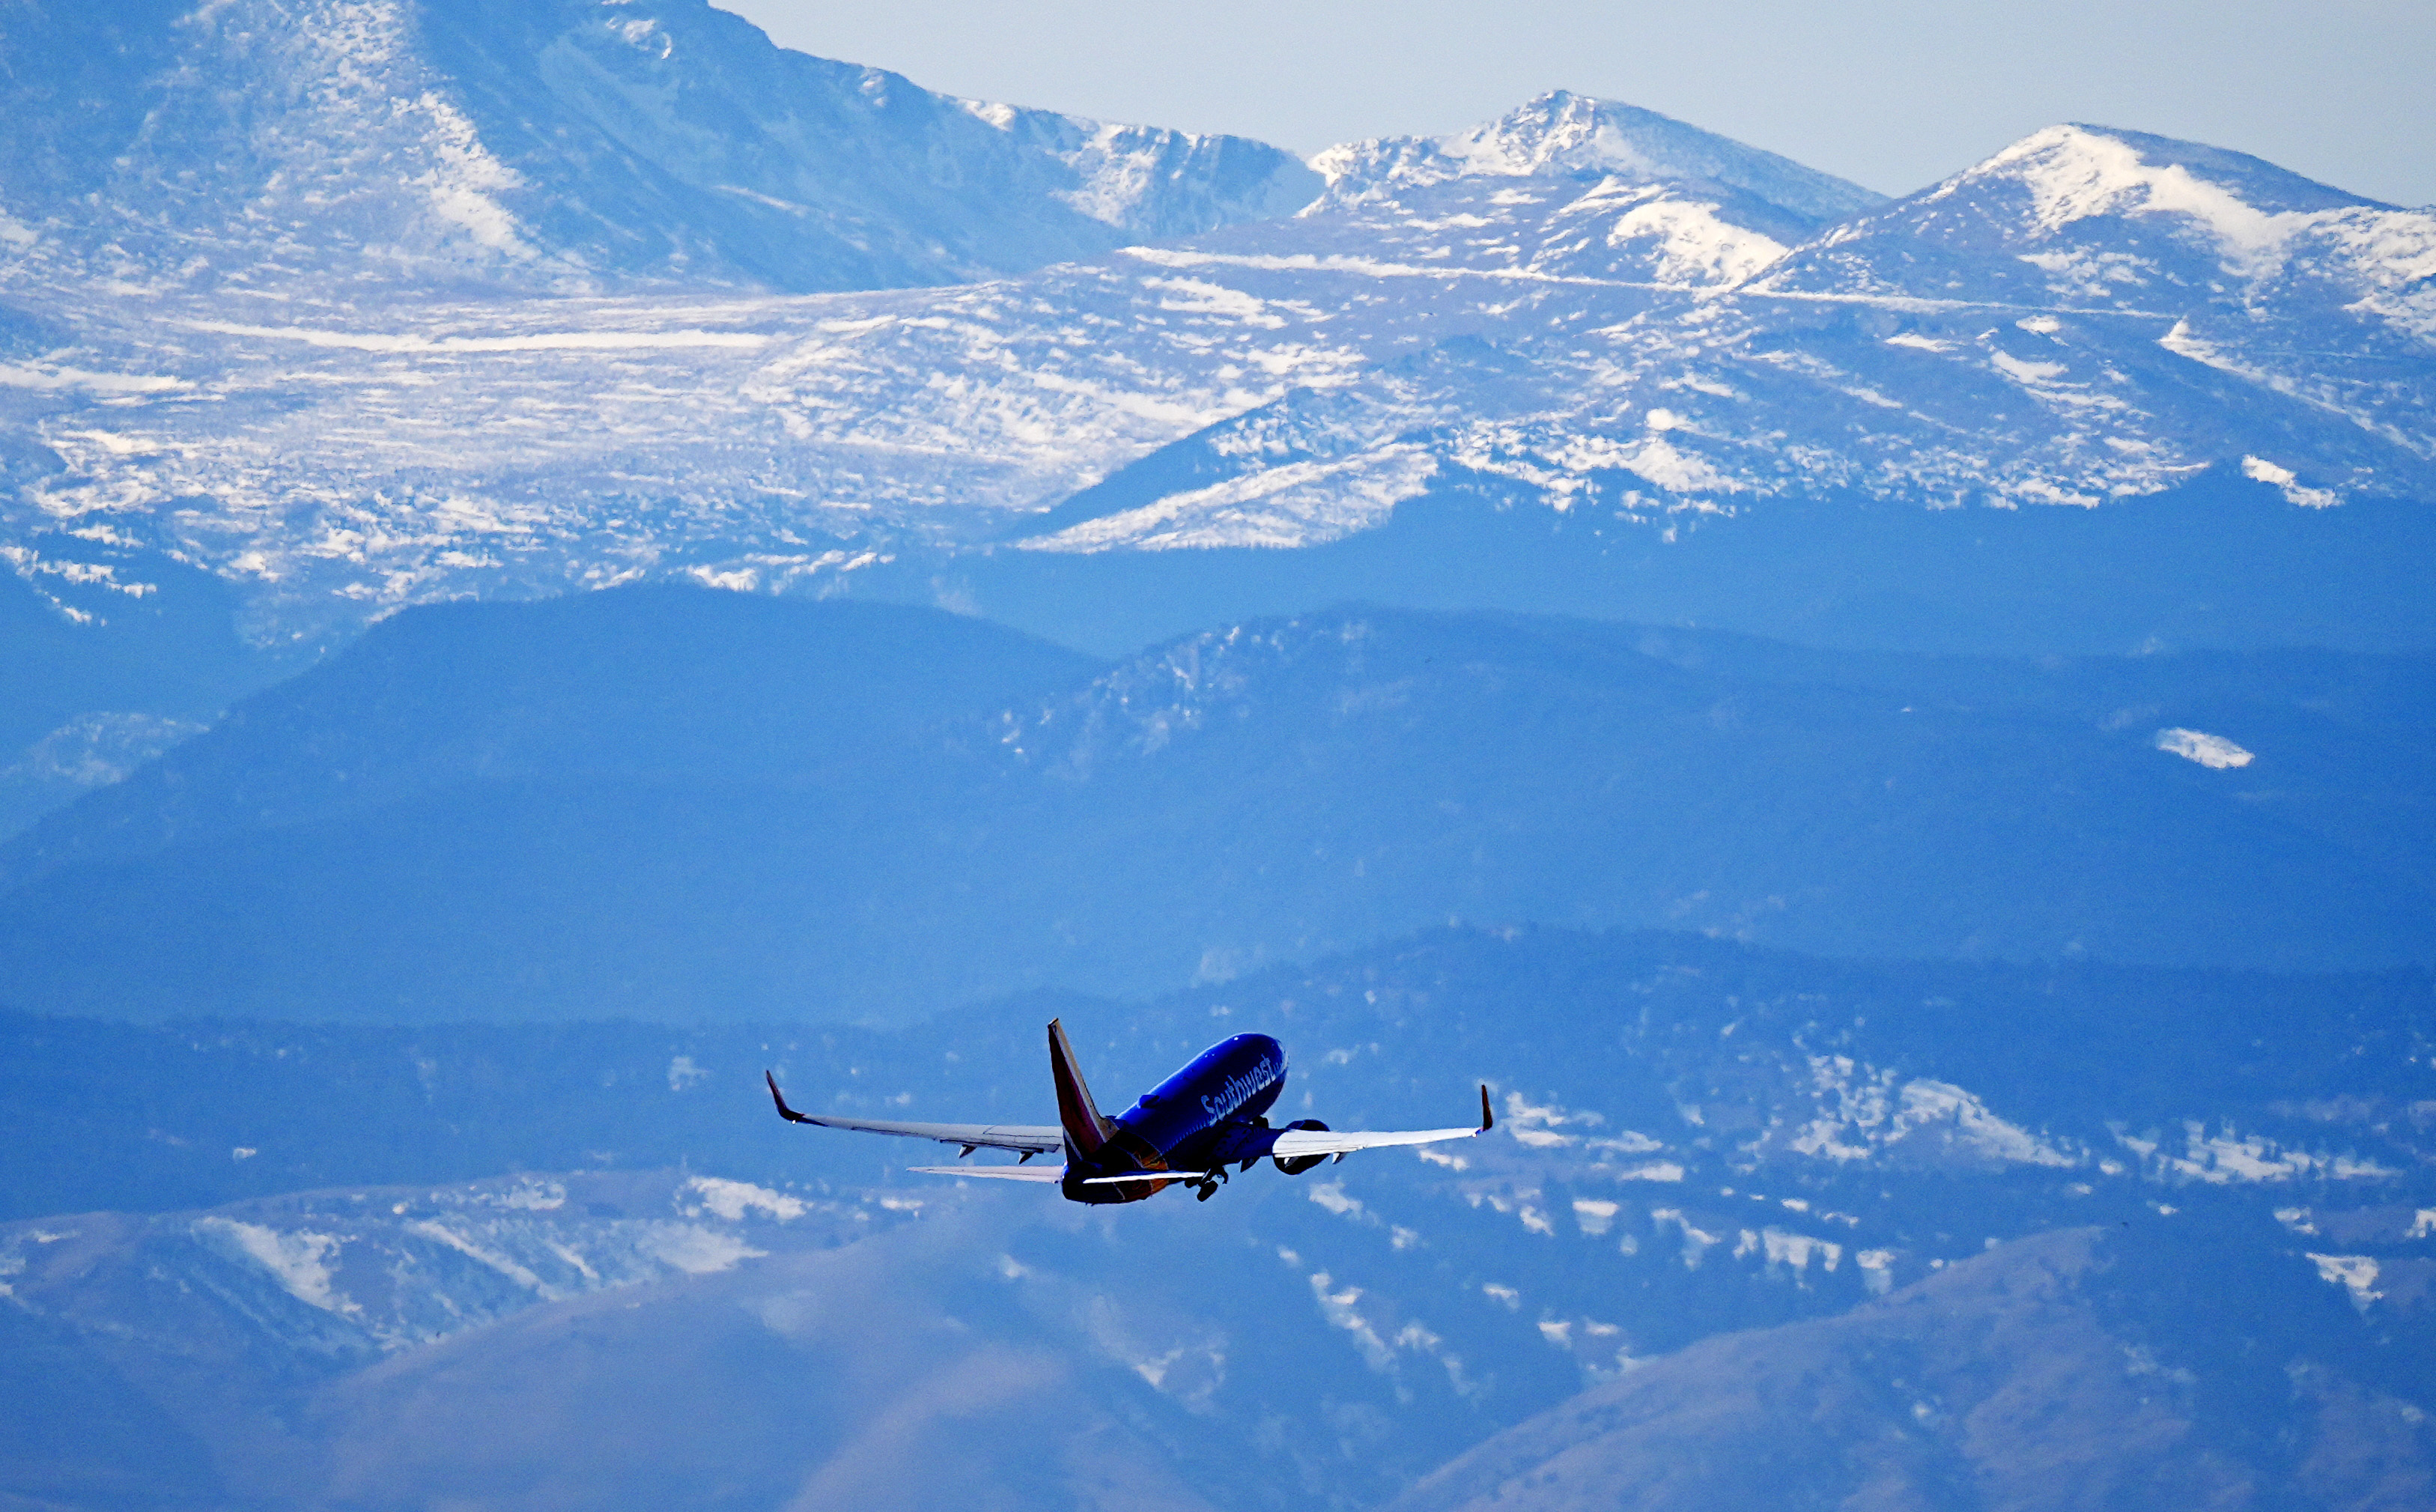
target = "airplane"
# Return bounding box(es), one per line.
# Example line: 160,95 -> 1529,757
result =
764,1018 -> 1493,1203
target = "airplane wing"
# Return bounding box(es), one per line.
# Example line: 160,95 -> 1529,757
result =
766,1072 -> 1064,1156
1263,1085 -> 1497,1161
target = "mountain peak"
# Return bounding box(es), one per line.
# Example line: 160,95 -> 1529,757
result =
1308,91 -> 1884,225
1916,122 -> 2390,249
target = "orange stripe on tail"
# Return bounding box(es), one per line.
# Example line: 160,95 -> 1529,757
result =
1047,1018 -> 1114,1158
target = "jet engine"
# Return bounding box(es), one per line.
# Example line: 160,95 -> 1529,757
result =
1272,1119 -> 1331,1176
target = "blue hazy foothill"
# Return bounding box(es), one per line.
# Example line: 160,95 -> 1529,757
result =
1,589 -> 2429,1027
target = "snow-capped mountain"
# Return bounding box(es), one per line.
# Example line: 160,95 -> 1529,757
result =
0,0 -> 1319,294
1009,119 -> 2435,553
2,21 -> 2432,653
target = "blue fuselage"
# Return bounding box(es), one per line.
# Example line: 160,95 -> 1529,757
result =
1063,1033 -> 1286,1203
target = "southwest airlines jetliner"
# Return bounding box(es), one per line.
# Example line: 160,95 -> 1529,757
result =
765,1018 -> 1493,1203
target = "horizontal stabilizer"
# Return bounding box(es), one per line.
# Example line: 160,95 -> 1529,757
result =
765,1071 -> 1063,1155
906,1165 -> 1066,1182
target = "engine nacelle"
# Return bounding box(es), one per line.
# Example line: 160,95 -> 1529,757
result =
1272,1119 -> 1331,1176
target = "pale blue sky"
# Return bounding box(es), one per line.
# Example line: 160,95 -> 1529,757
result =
723,1 -> 2434,207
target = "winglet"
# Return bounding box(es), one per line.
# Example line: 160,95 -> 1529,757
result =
1479,1084 -> 1494,1134
765,1070 -> 813,1124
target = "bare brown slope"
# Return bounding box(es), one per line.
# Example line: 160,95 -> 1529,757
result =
1389,1227 -> 2430,1512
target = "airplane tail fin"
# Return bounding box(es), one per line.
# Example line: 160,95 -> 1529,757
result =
1048,1018 -> 1114,1158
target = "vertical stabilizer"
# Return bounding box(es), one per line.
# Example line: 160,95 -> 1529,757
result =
1048,1018 -> 1114,1158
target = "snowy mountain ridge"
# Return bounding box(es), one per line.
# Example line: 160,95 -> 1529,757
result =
1,12 -> 2432,649
1001,120 -> 2435,556
0,0 -> 1319,295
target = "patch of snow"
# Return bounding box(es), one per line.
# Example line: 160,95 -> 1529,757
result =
0,364 -> 189,394
1305,1181 -> 1367,1219
193,1218 -> 356,1315
1586,1130 -> 1665,1155
1590,184 -> 1788,288
1966,125 -> 2298,272
2154,728 -> 2254,768
404,1218 -> 556,1296
633,1221 -> 764,1275
1021,443 -> 1436,553
685,1177 -> 806,1222
1510,1126 -> 1576,1150
1789,1056 -> 2077,1168
1649,1208 -> 1724,1268
490,1179 -> 565,1210
2307,1252 -> 2383,1311
2118,1120 -> 2393,1182
961,99 -> 1018,131
1756,1227 -> 1840,1275
1990,351 -> 2068,384
2156,318 -> 2235,370
2241,455 -> 2341,508
1856,1248 -> 1898,1295
1144,276 -> 1284,326
1307,1272 -> 1393,1369
2018,248 -> 2155,299
400,90 -> 537,259
178,320 -> 770,353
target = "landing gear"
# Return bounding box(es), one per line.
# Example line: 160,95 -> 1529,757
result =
1194,1179 -> 1218,1201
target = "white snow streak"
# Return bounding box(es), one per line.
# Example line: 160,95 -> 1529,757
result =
2154,728 -> 2254,769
